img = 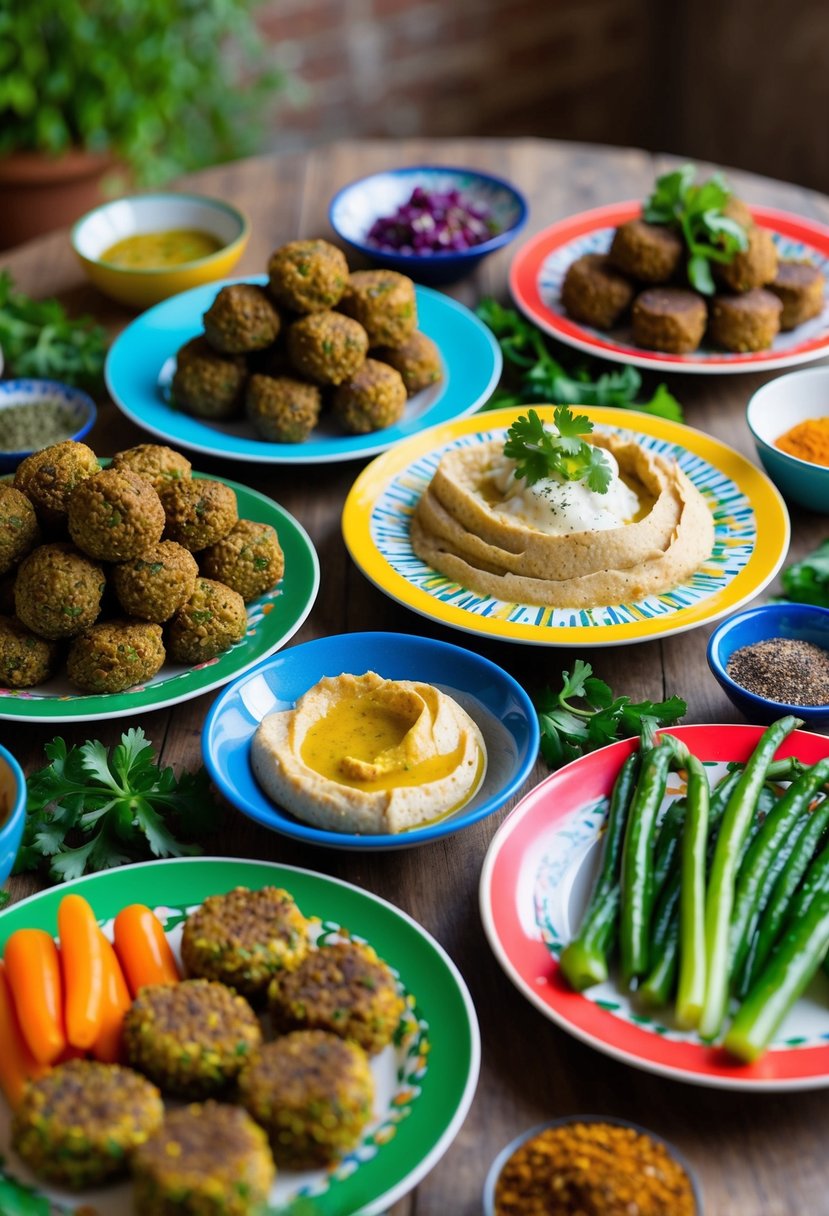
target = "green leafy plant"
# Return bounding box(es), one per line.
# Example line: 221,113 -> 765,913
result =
643,164 -> 749,295
535,660 -> 687,769
475,299 -> 683,421
0,0 -> 285,184
0,272 -> 107,388
780,539 -> 829,607
503,406 -> 612,492
15,729 -> 219,883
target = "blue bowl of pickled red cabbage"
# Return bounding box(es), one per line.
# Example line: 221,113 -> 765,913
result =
329,165 -> 528,285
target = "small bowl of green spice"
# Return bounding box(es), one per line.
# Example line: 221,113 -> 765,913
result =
0,379 -> 97,472
707,602 -> 829,725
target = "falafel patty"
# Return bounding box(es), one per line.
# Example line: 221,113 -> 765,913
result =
286,310 -> 368,385
267,239 -> 349,314
203,284 -> 282,355
66,619 -> 166,693
245,374 -> 322,443
631,287 -> 707,354
13,439 -> 99,529
0,483 -> 40,574
373,330 -> 443,396
332,358 -> 407,434
68,468 -> 166,562
560,254 -> 635,330
239,1030 -> 374,1168
111,444 -> 193,492
123,978 -> 262,1099
0,614 -> 58,688
338,269 -> 418,347
11,1059 -> 163,1189
166,577 -> 247,664
14,542 -> 105,640
709,288 -> 783,352
200,520 -> 284,602
268,939 -> 405,1055
133,1101 -> 275,1216
181,885 -> 310,997
716,225 -> 778,293
608,219 -> 683,283
112,540 -> 199,622
768,260 -> 826,330
172,336 -> 247,420
160,478 -> 238,552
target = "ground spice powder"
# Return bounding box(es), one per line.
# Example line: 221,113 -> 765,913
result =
775,417 -> 829,466
494,1121 -> 696,1216
726,637 -> 829,706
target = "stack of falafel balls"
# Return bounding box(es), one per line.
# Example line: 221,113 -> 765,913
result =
11,886 -> 407,1214
561,196 -> 826,354
171,237 -> 444,443
0,439 -> 284,694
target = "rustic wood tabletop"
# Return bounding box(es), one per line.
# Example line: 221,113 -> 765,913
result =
3,137 -> 829,1216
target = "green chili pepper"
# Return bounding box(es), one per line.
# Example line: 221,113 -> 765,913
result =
676,755 -> 710,1028
699,715 -> 802,1040
559,751 -> 639,990
653,800 -> 686,895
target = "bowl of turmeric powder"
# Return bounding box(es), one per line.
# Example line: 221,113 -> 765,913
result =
483,1115 -> 702,1216
747,366 -> 829,510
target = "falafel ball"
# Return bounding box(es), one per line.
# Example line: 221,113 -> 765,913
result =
166,577 -> 247,664
608,219 -> 683,283
13,440 -> 99,529
68,468 -> 166,562
0,483 -> 40,574
172,336 -> 247,420
111,443 -> 193,493
200,520 -> 284,602
332,358 -> 407,434
245,374 -> 322,443
560,254 -> 635,329
66,619 -> 166,693
717,225 -> 778,293
0,614 -> 59,688
722,195 -> 755,232
133,1101 -> 276,1216
286,310 -> 368,385
631,287 -> 707,354
768,260 -> 826,330
338,269 -> 418,346
112,540 -> 199,622
709,288 -> 783,352
14,542 -> 105,640
373,330 -> 443,396
267,239 -> 349,313
238,1030 -> 374,1168
203,284 -> 282,355
268,940 -> 405,1055
160,478 -> 238,552
124,979 -> 262,1099
11,1059 -> 163,1190
181,885 -> 310,998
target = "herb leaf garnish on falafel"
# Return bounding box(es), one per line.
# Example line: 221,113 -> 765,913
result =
503,407 -> 613,493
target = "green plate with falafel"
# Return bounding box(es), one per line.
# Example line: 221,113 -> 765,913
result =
0,473 -> 319,722
0,856 -> 480,1215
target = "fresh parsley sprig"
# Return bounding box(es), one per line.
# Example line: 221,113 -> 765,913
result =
15,728 -> 218,884
476,299 -> 682,422
535,660 -> 687,769
779,539 -> 829,608
0,271 -> 108,389
503,406 -> 613,494
643,164 -> 749,295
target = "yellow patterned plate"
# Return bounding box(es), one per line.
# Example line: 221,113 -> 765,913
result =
341,406 -> 790,647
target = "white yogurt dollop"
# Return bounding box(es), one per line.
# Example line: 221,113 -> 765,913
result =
487,445 -> 640,535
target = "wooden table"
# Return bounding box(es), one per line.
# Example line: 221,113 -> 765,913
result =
4,138 -> 829,1216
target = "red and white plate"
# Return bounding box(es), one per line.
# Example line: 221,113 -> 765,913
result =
510,202 -> 829,374
480,724 -> 829,1091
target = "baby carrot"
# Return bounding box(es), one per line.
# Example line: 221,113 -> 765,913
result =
4,928 -> 66,1064
92,932 -> 132,1064
113,904 -> 180,997
0,961 -> 49,1108
58,894 -> 106,1050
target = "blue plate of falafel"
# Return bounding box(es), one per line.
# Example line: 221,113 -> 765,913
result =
105,265 -> 502,465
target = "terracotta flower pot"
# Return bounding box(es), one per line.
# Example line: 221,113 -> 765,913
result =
0,148 -> 120,251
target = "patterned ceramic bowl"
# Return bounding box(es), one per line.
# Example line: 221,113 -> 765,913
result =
0,378 -> 97,472
747,366 -> 829,511
329,165 -> 528,285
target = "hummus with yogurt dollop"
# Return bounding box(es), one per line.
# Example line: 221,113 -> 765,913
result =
410,422 -> 715,609
250,671 -> 486,834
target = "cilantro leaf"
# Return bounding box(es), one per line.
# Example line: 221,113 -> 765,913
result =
14,729 -> 219,883
780,539 -> 829,607
502,407 -> 612,493
0,272 -> 107,389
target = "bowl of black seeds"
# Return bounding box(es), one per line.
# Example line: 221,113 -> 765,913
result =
0,379 -> 97,472
707,602 -> 829,725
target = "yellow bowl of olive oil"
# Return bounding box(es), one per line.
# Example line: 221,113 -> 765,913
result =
71,193 -> 250,309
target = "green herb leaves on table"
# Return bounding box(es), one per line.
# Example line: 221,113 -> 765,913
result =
475,298 -> 683,421
0,273 -> 107,389
15,728 -> 218,884
780,539 -> 829,607
535,659 -> 687,769
643,164 -> 749,295
503,406 -> 612,493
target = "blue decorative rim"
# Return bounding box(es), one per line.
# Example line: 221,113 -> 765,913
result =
329,164 -> 529,261
203,630 -> 540,850
0,378 -> 97,461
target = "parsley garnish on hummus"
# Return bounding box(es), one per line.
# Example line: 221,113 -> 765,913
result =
503,406 -> 613,493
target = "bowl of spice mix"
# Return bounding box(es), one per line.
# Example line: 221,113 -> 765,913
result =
482,1115 -> 701,1216
0,379 -> 96,472
747,366 -> 829,511
707,602 -> 829,725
